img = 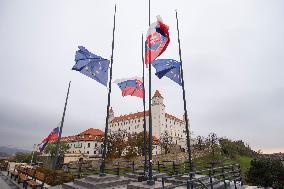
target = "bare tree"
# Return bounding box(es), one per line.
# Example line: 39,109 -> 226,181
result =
194,135 -> 205,150
205,133 -> 219,159
160,131 -> 174,154
106,129 -> 127,159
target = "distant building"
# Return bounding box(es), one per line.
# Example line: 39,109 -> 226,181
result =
61,128 -> 104,157
48,89 -> 190,162
109,90 -> 189,153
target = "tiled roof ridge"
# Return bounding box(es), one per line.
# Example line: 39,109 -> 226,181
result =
111,111 -> 184,124
79,128 -> 104,136
165,113 -> 184,123
111,111 -> 149,123
154,90 -> 162,97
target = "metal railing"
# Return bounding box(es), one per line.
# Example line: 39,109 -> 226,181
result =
61,160 -> 242,188
161,164 -> 242,189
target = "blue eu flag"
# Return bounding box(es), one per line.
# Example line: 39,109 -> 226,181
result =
72,46 -> 109,86
152,59 -> 182,86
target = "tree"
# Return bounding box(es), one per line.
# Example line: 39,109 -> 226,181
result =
44,142 -> 70,158
124,132 -> 153,158
124,134 -> 139,159
218,138 -> 239,158
15,152 -> 32,163
194,135 -> 205,150
205,133 -> 220,159
160,131 -> 174,154
247,156 -> 284,188
106,129 -> 127,159
219,138 -> 256,159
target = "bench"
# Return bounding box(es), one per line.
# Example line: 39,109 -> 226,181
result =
25,171 -> 46,189
9,165 -> 20,180
0,161 -> 9,171
18,168 -> 34,187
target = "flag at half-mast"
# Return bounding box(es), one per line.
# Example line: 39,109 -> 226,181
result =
38,127 -> 60,152
114,77 -> 144,98
145,16 -> 170,65
72,46 -> 110,86
152,59 -> 182,86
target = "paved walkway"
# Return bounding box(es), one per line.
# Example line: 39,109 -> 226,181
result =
0,172 -> 19,189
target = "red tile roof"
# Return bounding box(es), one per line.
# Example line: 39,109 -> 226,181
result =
49,128 -> 104,143
153,90 -> 162,97
111,111 -> 149,123
153,136 -> 160,145
111,111 -> 184,125
165,113 -> 184,123
79,128 -> 104,136
51,134 -> 103,143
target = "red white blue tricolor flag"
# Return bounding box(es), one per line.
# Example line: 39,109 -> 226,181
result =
38,127 -> 60,152
145,16 -> 170,65
114,77 -> 144,99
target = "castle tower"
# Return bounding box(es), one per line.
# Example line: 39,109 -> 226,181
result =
151,90 -> 166,139
108,107 -> 114,123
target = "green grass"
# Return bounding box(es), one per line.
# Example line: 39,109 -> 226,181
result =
237,156 -> 252,172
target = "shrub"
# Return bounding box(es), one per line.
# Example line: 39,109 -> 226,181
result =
246,157 -> 284,188
36,167 -> 75,186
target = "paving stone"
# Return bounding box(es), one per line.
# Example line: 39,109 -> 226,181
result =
127,181 -> 171,189
63,175 -> 132,189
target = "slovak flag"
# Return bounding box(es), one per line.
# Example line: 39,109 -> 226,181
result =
114,77 -> 144,99
145,16 -> 170,65
38,127 -> 60,152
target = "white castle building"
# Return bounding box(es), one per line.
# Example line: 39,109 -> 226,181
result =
109,90 -> 189,152
49,90 -> 189,162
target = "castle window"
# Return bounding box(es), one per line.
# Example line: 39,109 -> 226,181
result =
88,143 -> 90,148
87,151 -> 89,154
129,127 -> 130,130
94,151 -> 96,154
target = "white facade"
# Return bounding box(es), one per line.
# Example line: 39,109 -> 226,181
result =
109,90 -> 189,153
59,90 -> 189,157
60,128 -> 104,158
67,140 -> 102,157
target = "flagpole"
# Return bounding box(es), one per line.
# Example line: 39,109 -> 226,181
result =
52,81 -> 71,170
100,4 -> 116,176
141,34 -> 148,176
31,144 -> 36,164
147,0 -> 155,185
175,10 -> 193,180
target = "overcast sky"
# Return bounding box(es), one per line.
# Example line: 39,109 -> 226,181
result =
0,0 -> 283,154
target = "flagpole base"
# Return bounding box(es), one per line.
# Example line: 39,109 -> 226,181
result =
146,180 -> 155,185
99,173 -> 106,177
127,181 -> 171,189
